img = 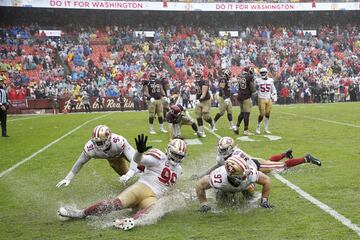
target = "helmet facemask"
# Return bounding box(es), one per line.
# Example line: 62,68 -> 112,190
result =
92,125 -> 112,151
166,139 -> 187,166
218,137 -> 235,159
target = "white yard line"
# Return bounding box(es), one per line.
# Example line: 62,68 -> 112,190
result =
0,113 -> 113,178
204,126 -> 360,237
283,112 -> 360,128
8,116 -> 44,122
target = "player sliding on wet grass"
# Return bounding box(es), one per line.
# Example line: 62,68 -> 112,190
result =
58,134 -> 187,231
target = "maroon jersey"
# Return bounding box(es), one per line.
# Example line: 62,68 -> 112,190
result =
237,74 -> 255,101
195,79 -> 211,101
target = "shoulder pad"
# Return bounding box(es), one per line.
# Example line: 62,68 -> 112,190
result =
145,148 -> 163,160
84,140 -> 96,156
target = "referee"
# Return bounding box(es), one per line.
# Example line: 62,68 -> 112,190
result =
0,80 -> 9,137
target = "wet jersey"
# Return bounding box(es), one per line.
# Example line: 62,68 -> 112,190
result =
137,149 -> 183,198
256,77 -> 276,99
209,165 -> 259,192
147,79 -> 163,99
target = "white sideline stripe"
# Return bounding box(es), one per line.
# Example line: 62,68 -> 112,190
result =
274,174 -> 360,236
283,112 -> 360,128
204,126 -> 360,237
8,116 -> 43,122
0,113 -> 113,179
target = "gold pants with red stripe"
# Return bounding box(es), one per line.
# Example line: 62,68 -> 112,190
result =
117,182 -> 157,209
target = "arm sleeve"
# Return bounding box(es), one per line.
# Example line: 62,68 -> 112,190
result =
133,151 -> 159,167
64,151 -> 91,180
123,139 -> 138,171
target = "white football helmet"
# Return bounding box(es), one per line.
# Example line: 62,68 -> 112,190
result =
259,68 -> 268,79
224,156 -> 248,177
218,137 -> 235,159
91,125 -> 112,151
166,138 -> 187,165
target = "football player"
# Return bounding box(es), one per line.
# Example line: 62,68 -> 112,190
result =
143,72 -> 168,134
58,134 -> 187,231
56,125 -> 138,187
213,69 -> 236,131
166,104 -> 200,139
196,155 -> 273,212
194,71 -> 215,137
233,67 -> 256,136
255,68 -> 277,134
197,136 -> 321,179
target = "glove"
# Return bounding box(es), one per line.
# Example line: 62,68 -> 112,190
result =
260,198 -> 274,209
224,98 -> 231,105
150,97 -> 155,103
118,169 -> 135,184
56,179 -> 71,188
135,134 -> 152,153
198,204 -> 211,213
195,100 -> 201,106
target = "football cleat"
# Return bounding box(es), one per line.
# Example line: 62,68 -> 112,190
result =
264,129 -> 271,134
255,126 -> 261,135
58,206 -> 85,219
113,218 -> 135,231
160,128 -> 168,133
304,154 -> 321,166
149,129 -> 156,134
284,149 -> 293,159
197,131 -> 206,138
233,127 -> 239,135
243,130 -> 254,136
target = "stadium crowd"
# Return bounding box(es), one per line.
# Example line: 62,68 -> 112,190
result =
0,21 -> 359,107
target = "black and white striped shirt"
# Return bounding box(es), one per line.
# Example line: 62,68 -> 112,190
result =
0,88 -> 7,106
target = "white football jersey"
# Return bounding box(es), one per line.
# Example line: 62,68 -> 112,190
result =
67,133 -> 137,177
256,77 -> 277,99
216,147 -> 252,165
137,148 -> 183,198
209,165 -> 258,192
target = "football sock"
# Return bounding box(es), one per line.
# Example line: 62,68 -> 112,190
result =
268,153 -> 285,162
285,158 -> 305,168
84,198 -> 122,217
149,117 -> 154,124
214,113 -> 222,122
236,112 -> 244,127
243,112 -> 250,130
191,123 -> 198,132
264,117 -> 269,130
227,113 -> 233,122
197,118 -> 203,127
158,117 -> 163,124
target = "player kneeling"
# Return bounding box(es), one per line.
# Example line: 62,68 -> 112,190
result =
58,134 -> 187,231
167,104 -> 200,139
195,155 -> 273,213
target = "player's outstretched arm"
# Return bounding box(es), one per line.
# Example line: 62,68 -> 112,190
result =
133,134 -> 152,164
196,175 -> 212,213
257,172 -> 274,208
56,151 -> 91,188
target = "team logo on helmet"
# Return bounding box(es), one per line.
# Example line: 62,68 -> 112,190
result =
224,156 -> 248,177
218,137 -> 235,158
92,125 -> 112,151
167,138 -> 187,165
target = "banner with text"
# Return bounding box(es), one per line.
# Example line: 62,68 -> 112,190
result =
1,0 -> 360,12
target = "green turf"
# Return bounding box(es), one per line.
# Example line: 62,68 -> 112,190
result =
1,102 -> 360,239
